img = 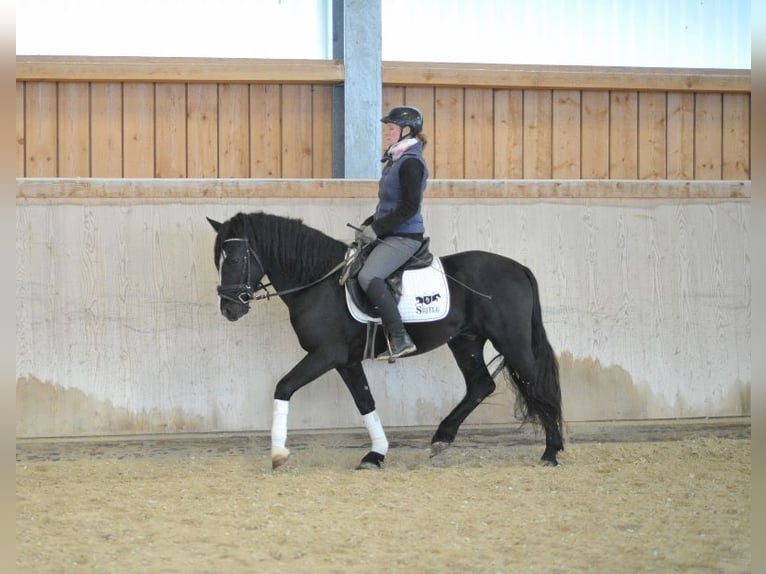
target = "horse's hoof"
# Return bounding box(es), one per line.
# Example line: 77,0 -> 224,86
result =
430,441 -> 452,457
541,445 -> 562,467
271,455 -> 290,470
271,446 -> 290,470
356,451 -> 384,470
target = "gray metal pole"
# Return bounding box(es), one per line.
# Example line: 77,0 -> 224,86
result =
331,0 -> 345,178
341,0 -> 382,178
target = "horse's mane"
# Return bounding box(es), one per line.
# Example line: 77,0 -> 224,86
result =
222,211 -> 347,283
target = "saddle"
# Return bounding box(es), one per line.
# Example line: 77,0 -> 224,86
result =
341,238 -> 433,318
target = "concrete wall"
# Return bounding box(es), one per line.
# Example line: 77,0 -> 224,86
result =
16,189 -> 750,437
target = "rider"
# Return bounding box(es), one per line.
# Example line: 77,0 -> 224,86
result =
355,106 -> 429,360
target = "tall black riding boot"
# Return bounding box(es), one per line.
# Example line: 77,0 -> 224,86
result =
366,278 -> 417,360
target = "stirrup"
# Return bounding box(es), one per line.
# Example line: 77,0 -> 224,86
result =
376,332 -> 417,362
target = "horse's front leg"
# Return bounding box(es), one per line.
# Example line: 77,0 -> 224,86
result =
271,351 -> 337,470
336,363 -> 388,470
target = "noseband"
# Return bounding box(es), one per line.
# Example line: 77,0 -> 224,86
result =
216,238 -> 267,306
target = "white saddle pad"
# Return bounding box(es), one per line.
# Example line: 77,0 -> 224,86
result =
346,257 -> 450,324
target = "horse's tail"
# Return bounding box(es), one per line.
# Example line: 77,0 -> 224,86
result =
508,266 -> 564,452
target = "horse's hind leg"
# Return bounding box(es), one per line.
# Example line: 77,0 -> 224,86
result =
509,365 -> 564,466
431,335 -> 495,456
502,347 -> 564,466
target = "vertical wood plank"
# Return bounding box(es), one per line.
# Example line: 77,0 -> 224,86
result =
155,83 -> 187,177
405,87 -> 434,174
16,82 -> 25,177
638,92 -> 667,179
311,84 -> 333,178
722,93 -> 750,179
382,86 -> 405,114
523,89 -> 552,179
464,88 -> 494,178
433,87 -> 464,178
666,92 -> 694,179
58,83 -> 90,177
609,91 -> 638,179
91,83 -> 123,177
694,93 -> 723,179
187,84 -> 218,178
123,83 -> 155,177
552,89 -> 581,179
25,82 -> 58,177
250,84 -> 281,177
581,91 -> 609,179
493,89 -> 523,178
219,84 -> 250,177
281,84 -> 313,178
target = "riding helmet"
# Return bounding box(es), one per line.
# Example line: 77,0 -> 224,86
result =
380,106 -> 423,134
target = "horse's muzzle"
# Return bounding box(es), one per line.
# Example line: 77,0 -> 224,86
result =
220,300 -> 249,322
218,285 -> 252,321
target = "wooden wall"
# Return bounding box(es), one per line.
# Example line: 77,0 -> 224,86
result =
17,81 -> 334,179
16,57 -> 750,181
382,86 -> 750,180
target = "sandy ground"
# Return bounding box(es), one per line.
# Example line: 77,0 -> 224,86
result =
16,419 -> 750,573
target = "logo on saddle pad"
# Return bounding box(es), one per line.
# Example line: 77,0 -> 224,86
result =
415,293 -> 441,314
346,259 -> 450,324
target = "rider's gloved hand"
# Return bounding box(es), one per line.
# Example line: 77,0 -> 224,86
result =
355,224 -> 378,244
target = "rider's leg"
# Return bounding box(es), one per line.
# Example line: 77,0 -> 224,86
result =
366,277 -> 416,358
358,237 -> 421,359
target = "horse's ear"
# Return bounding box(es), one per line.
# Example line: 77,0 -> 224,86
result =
207,217 -> 222,232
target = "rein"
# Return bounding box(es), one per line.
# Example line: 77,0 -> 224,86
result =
219,231 -> 493,306
253,260 -> 346,301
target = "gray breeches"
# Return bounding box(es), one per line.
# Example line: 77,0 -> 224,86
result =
357,236 -> 422,291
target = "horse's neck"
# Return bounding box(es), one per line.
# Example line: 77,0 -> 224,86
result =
250,218 -> 343,293
263,266 -> 298,293
257,250 -> 296,291
255,236 -> 308,292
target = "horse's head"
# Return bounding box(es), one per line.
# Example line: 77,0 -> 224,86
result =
207,216 -> 266,322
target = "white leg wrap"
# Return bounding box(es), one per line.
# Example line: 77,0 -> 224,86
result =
271,399 -> 290,459
363,410 -> 389,455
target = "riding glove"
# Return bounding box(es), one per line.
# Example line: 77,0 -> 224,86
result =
356,224 -> 378,244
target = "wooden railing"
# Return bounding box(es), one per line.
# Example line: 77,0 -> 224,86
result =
16,178 -> 750,205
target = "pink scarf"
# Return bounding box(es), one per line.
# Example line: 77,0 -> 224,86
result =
381,137 -> 419,164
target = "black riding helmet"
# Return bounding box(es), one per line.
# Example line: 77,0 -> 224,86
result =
380,106 -> 423,136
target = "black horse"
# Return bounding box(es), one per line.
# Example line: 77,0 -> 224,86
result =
208,211 -> 564,469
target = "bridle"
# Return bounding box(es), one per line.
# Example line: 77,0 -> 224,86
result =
216,238 -> 267,306
216,236 -> 346,306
